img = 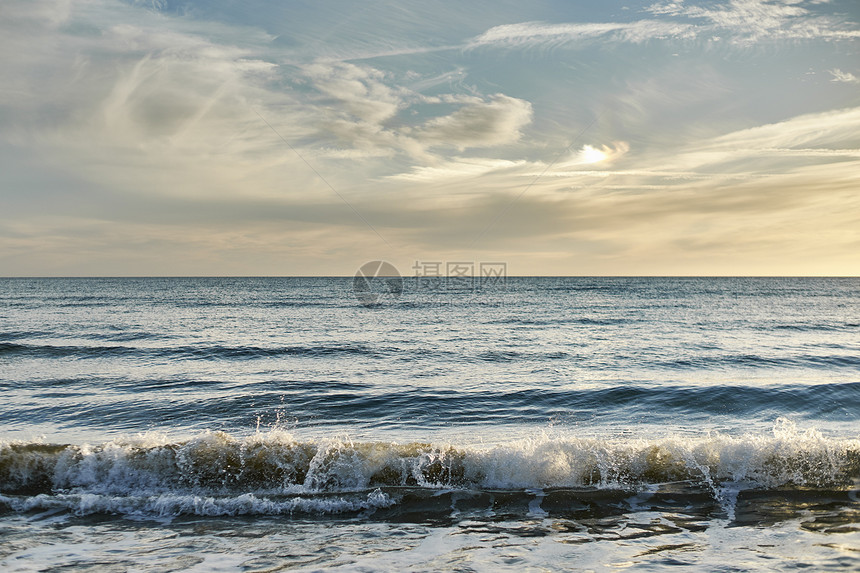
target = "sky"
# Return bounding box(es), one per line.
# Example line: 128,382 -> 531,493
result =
1,0 -> 858,276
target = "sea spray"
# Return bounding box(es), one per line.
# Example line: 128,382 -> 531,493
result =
2,420 -> 858,518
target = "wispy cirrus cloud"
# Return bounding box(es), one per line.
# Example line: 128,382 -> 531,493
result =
706,105 -> 860,151
1,0 -> 859,275
647,0 -> 860,43
387,157 -> 526,183
0,1 -> 537,202
467,20 -> 695,50
0,0 -> 298,203
528,106 -> 860,196
467,0 -> 859,53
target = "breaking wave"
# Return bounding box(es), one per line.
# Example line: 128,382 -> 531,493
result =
1,419 -> 857,519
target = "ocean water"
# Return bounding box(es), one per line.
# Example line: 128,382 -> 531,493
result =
0,276 -> 858,571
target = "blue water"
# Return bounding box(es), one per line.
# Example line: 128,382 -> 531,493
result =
1,277 -> 858,571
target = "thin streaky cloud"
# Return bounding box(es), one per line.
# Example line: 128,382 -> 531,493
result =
468,0 -> 859,51
337,44 -> 463,63
467,20 -> 695,50
707,106 -> 860,151
387,158 -> 526,182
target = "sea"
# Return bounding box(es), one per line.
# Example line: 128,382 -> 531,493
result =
0,276 -> 858,572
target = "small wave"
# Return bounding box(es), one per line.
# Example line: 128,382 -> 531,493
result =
474,349 -> 573,362
0,342 -> 384,360
83,331 -> 166,342
2,383 -> 856,430
44,296 -> 116,307
0,342 -> 28,356
1,420 -> 857,518
0,330 -> 53,340
168,344 -> 385,360
0,342 -> 136,358
658,352 -> 860,370
767,324 -> 845,332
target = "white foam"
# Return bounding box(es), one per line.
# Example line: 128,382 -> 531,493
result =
1,418 -> 858,520
0,489 -> 394,517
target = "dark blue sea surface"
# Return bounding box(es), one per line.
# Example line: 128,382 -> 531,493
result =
1,277 -> 858,571
1,277 -> 859,440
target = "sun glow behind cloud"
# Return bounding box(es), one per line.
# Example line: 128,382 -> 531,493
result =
0,0 -> 858,276
571,142 -> 630,166
579,145 -> 609,164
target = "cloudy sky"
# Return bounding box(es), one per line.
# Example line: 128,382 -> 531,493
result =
1,0 -> 858,276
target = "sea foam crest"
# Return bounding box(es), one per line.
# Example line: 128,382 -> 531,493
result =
1,419 -> 858,517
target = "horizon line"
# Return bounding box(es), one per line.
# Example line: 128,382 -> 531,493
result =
1,275 -> 858,279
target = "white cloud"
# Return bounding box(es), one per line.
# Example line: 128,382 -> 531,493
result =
507,107 -> 860,202
467,20 -> 694,50
829,68 -> 860,83
708,106 -> 860,151
415,95 -> 533,149
579,145 -> 608,164
304,62 -> 406,125
388,157 -> 525,182
560,106 -> 860,179
569,142 -> 631,166
0,1 -> 280,149
647,0 -> 860,43
0,0 -> 330,210
0,0 -> 540,213
300,61 -> 420,156
300,62 -> 535,157
1,0 -> 859,275
467,1 -> 859,52
0,0 -> 73,28
527,142 -> 632,172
